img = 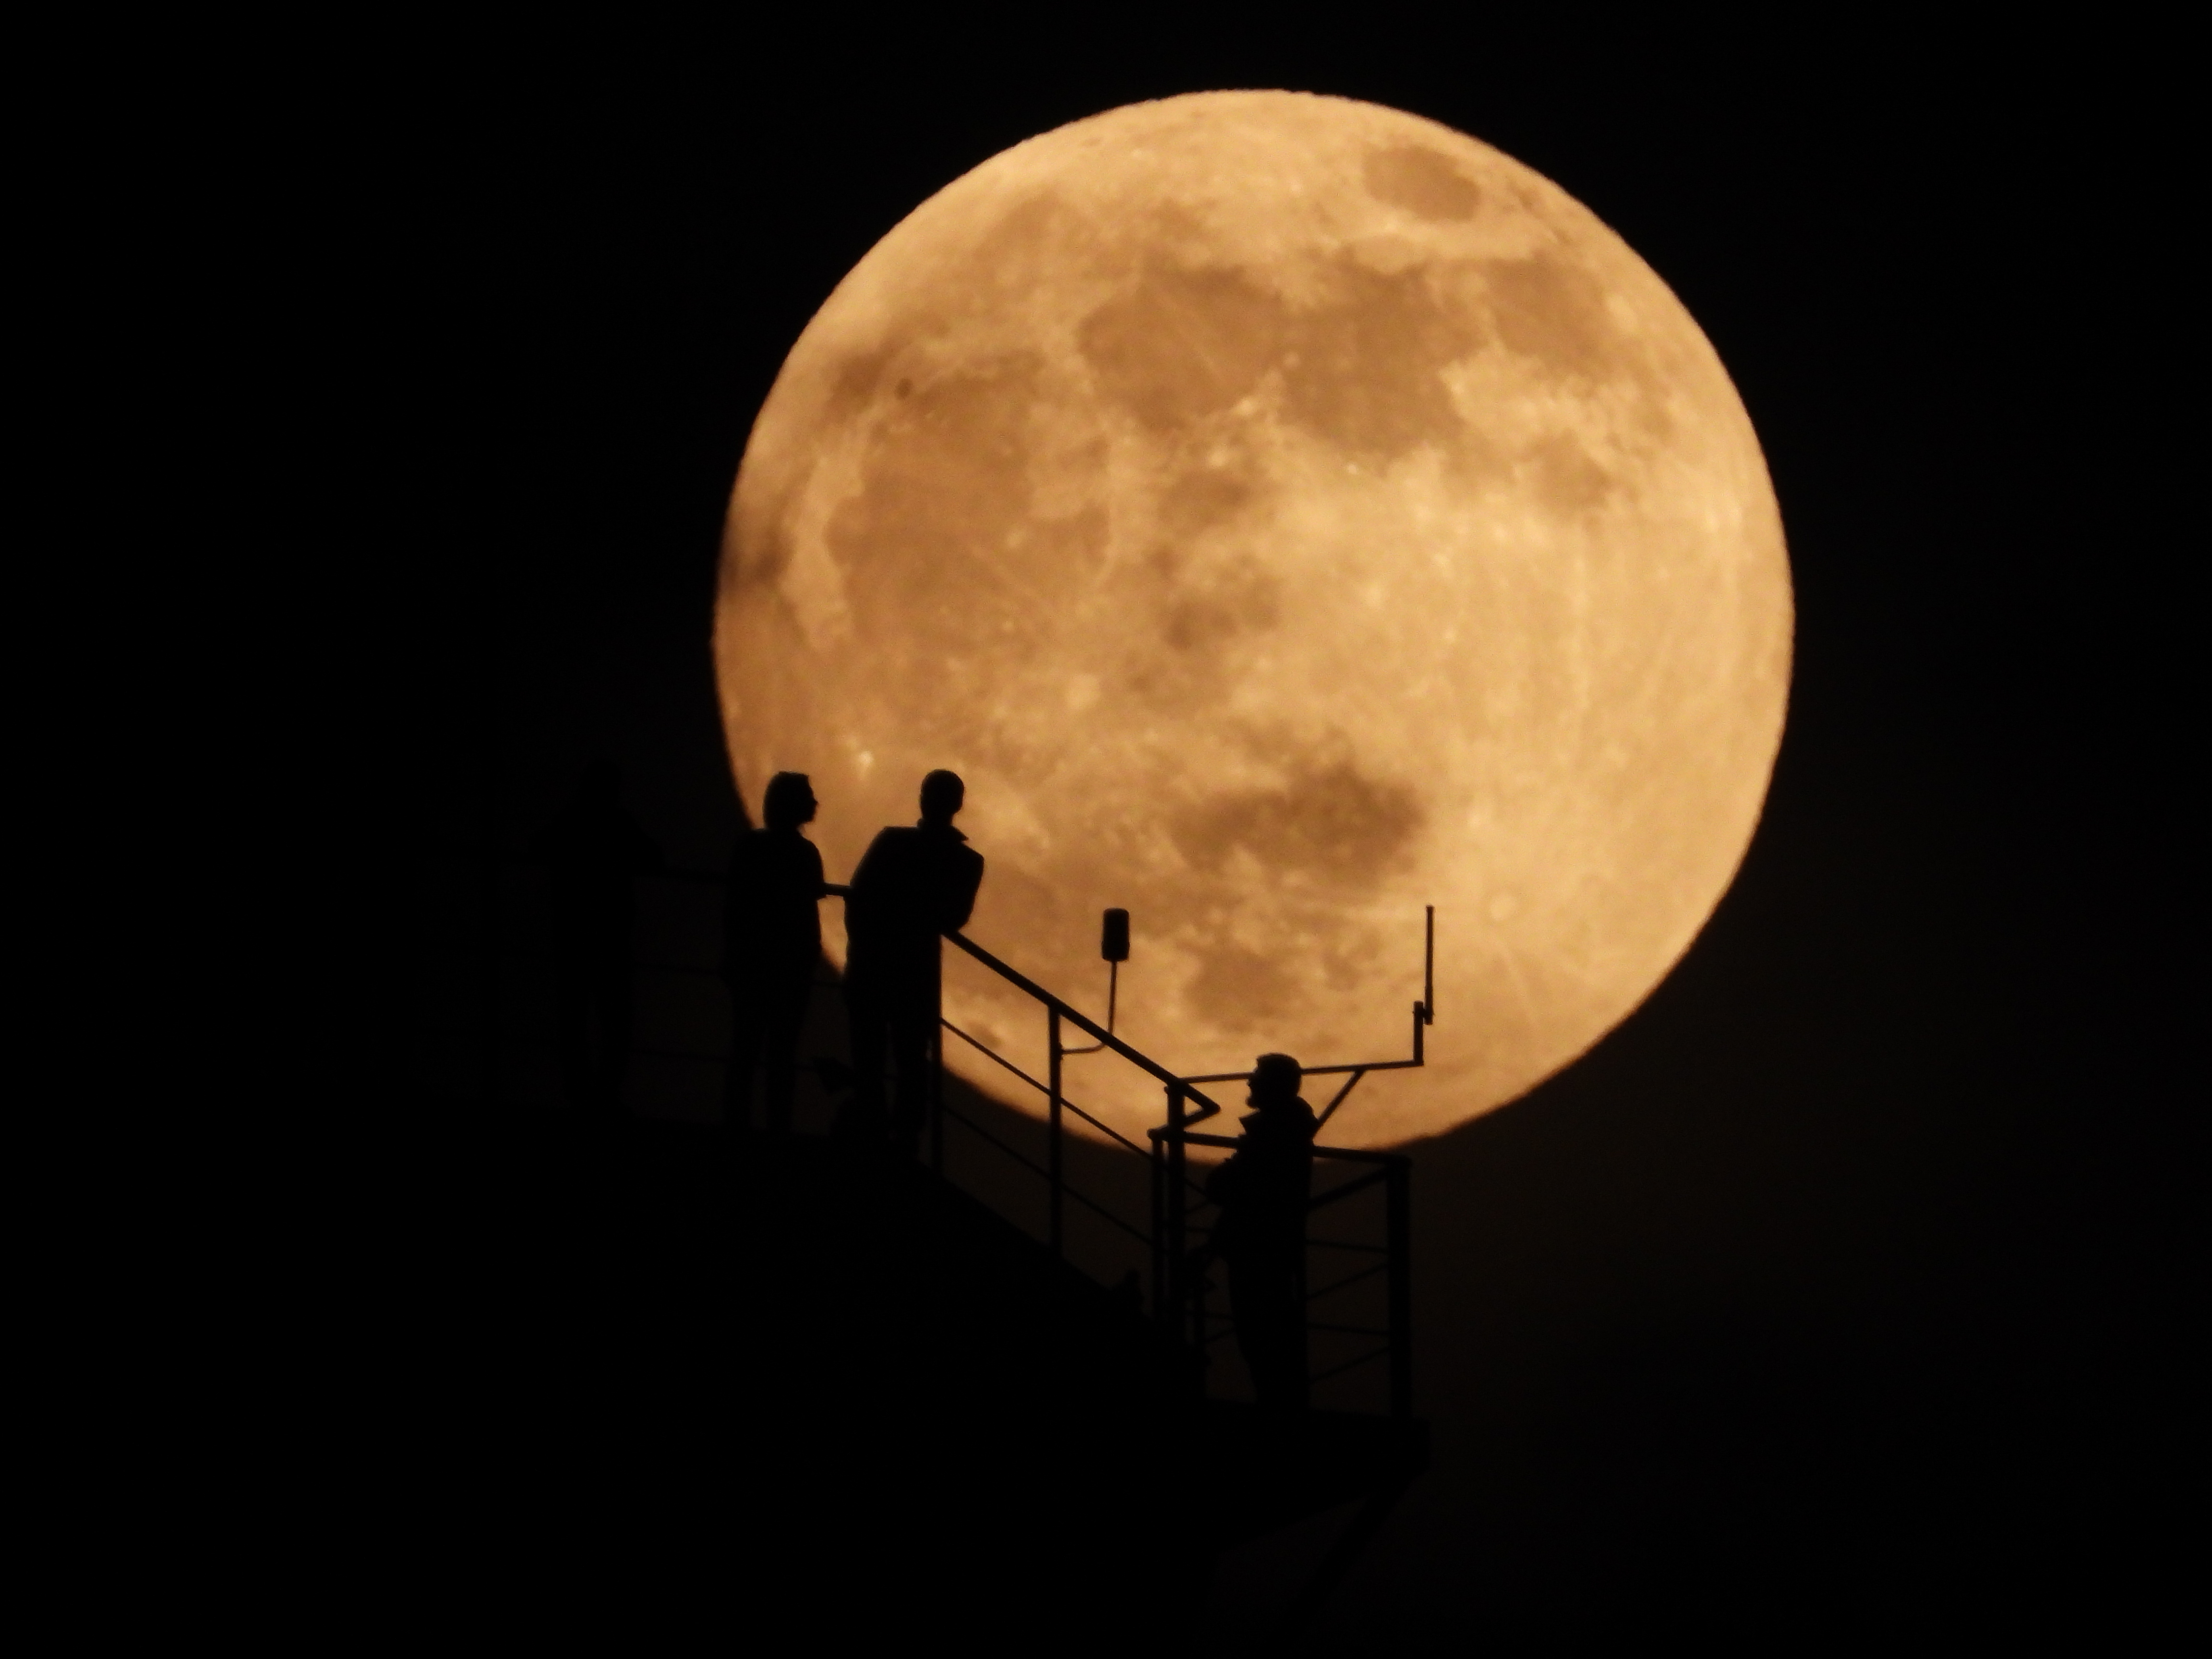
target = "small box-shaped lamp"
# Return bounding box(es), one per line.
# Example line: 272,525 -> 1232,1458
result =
1097,908 -> 1130,1036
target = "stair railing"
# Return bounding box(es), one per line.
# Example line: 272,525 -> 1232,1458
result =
937,930 -> 1226,1258
456,835 -> 1422,1419
1151,906 -> 1429,1420
936,913 -> 1430,1421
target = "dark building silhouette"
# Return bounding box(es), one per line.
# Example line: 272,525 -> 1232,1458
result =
724,771 -> 827,1137
843,769 -> 984,1151
1207,1053 -> 1319,1411
536,759 -> 661,1113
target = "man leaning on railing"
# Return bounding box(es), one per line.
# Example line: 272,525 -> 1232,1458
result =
1204,1054 -> 1318,1412
842,769 -> 984,1154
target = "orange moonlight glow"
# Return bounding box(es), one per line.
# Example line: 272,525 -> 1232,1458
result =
715,92 -> 1792,1149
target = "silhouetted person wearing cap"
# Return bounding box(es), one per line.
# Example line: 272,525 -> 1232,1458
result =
842,770 -> 984,1152
537,760 -> 661,1115
725,772 -> 827,1139
1206,1053 -> 1318,1411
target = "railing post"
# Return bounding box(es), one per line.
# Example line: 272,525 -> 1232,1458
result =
1150,1132 -> 1166,1330
930,935 -> 945,1175
1047,1006 -> 1064,1257
1166,1081 -> 1190,1355
1387,1155 -> 1412,1422
929,1025 -> 944,1174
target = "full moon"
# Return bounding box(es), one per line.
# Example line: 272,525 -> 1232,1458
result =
715,92 -> 1791,1149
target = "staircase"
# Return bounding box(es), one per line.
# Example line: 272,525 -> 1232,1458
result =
434,1113 -> 1420,1642
442,860 -> 1430,1636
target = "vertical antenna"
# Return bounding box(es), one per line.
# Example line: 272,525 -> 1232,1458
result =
1424,904 -> 1435,1024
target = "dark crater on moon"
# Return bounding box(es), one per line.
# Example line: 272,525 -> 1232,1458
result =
1185,939 -> 1301,1031
1362,144 -> 1483,222
1281,258 -> 1477,459
1079,263 -> 1285,432
1170,755 -> 1423,891
1484,251 -> 1619,381
1078,250 -> 1483,462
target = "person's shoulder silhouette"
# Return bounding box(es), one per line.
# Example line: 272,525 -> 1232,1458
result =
726,772 -> 827,970
1208,1053 -> 1315,1411
842,770 -> 982,1149
847,769 -> 984,956
1206,1053 -> 1316,1248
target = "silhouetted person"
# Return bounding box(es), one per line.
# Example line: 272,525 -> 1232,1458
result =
842,769 -> 984,1152
1205,1053 -> 1317,1411
537,760 -> 661,1115
724,772 -> 827,1138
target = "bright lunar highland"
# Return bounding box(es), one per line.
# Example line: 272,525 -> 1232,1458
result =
716,92 -> 1792,1149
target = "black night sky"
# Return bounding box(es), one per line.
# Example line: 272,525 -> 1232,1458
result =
391,20 -> 2182,1647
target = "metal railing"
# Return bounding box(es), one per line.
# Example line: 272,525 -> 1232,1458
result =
1160,1125 -> 1413,1422
445,840 -> 1426,1419
937,920 -> 1428,1421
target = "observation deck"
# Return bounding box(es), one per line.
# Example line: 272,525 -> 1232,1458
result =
432,854 -> 1431,1636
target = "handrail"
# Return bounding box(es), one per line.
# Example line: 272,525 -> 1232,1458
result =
942,920 -> 1420,1420
1309,1262 -> 1391,1302
936,1096 -> 1152,1247
1310,1169 -> 1393,1209
941,1020 -> 1151,1158
1150,1128 -> 1407,1169
943,931 -> 1226,1119
466,834 -> 1419,1421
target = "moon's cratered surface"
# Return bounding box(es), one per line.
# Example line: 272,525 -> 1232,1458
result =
716,92 -> 1791,1149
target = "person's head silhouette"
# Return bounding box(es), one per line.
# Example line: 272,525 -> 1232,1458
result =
763,771 -> 818,832
1250,1052 -> 1302,1111
919,769 -> 965,827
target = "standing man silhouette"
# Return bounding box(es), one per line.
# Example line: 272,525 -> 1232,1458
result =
724,772 -> 827,1139
537,760 -> 662,1116
1205,1053 -> 1318,1411
843,770 -> 984,1153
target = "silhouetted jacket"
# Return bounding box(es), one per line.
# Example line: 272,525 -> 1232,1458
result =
724,828 -> 826,982
1205,1099 -> 1318,1263
537,803 -> 661,950
844,823 -> 984,982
